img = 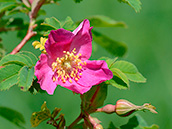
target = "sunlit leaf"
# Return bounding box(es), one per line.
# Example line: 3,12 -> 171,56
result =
41,17 -> 61,29
18,66 -> 34,91
92,30 -> 127,57
143,124 -> 159,129
0,107 -> 25,128
61,16 -> 76,30
117,0 -> 142,13
0,64 -> 22,90
87,15 -> 127,28
18,51 -> 38,65
112,60 -> 146,83
0,54 -> 30,66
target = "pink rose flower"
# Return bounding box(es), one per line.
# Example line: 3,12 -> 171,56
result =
35,19 -> 113,94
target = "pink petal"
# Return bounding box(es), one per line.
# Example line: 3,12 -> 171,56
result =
35,54 -> 57,95
70,19 -> 93,60
77,60 -> 113,87
45,29 -> 74,60
56,79 -> 92,94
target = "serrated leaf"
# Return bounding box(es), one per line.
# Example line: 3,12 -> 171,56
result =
41,17 -> 61,29
106,75 -> 128,89
17,54 -> 33,67
112,61 -> 146,83
87,15 -> 127,28
118,0 -> 142,13
0,64 -> 22,82
61,16 -> 76,30
18,51 -> 38,65
81,83 -> 108,112
0,74 -> 18,90
31,102 -> 51,127
0,54 -> 30,66
0,2 -> 17,13
18,66 -> 34,91
111,68 -> 129,86
92,30 -> 127,57
0,107 -> 25,127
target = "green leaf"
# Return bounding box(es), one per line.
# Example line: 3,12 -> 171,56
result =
92,30 -> 127,57
117,0 -> 142,13
0,64 -> 22,82
112,61 -> 146,83
111,68 -> 129,86
0,64 -> 23,90
18,51 -> 38,65
0,54 -> 30,66
0,2 -> 17,13
108,122 -> 117,129
106,75 -> 128,89
61,16 -> 76,30
87,15 -> 127,28
0,74 -> 18,90
81,83 -> 108,113
41,17 -> 61,30
73,0 -> 83,3
0,107 -> 25,128
18,66 -> 34,91
31,102 -> 51,127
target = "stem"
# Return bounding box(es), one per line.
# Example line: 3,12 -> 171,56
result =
10,0 -> 46,54
68,113 -> 83,129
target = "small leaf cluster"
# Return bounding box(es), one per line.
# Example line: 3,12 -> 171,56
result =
31,102 -> 65,128
103,57 -> 146,89
0,51 -> 38,91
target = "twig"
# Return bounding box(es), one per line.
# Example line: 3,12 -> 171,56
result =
10,0 -> 46,54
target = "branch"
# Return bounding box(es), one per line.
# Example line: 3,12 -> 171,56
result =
10,0 -> 46,54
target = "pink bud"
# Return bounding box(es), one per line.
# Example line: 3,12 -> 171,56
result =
97,104 -> 116,114
115,99 -> 137,117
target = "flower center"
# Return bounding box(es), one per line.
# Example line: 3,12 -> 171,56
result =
51,48 -> 86,83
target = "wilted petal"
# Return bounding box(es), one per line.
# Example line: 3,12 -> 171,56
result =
35,54 -> 57,95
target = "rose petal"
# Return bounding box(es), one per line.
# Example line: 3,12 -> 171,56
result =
45,29 -> 74,60
35,54 -> 57,95
77,60 -> 113,87
56,78 -> 92,94
70,19 -> 92,60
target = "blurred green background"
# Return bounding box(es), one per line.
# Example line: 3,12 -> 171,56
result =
0,0 -> 172,128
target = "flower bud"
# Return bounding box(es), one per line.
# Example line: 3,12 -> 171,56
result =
115,99 -> 138,117
95,124 -> 103,129
97,104 -> 116,114
115,99 -> 157,117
